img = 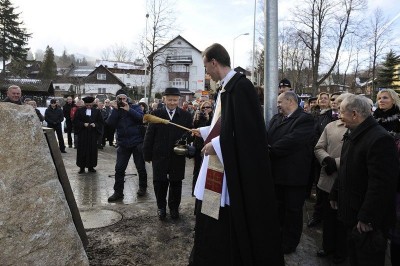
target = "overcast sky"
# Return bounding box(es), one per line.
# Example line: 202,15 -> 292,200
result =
11,0 -> 400,69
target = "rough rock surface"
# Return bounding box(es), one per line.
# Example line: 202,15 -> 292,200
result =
0,103 -> 89,265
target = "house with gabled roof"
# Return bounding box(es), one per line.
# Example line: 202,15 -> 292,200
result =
95,59 -> 148,96
82,65 -> 126,96
52,64 -> 126,98
151,35 -> 205,101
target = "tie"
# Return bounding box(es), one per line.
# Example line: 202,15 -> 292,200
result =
332,112 -> 338,120
169,111 -> 173,116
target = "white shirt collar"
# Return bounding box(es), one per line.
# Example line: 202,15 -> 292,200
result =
167,108 -> 176,120
220,69 -> 236,91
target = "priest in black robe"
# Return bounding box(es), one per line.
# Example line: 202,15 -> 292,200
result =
190,43 -> 284,265
73,96 -> 104,174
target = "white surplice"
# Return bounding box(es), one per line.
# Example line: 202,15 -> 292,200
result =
193,70 -> 237,207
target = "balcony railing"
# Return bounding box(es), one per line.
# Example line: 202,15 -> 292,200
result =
166,56 -> 193,65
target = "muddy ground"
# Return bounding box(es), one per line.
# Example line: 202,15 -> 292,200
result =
84,201 -> 196,266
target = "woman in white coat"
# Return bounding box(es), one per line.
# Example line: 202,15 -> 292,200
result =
314,93 -> 352,264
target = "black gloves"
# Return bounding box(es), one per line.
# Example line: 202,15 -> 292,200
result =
323,156 -> 337,175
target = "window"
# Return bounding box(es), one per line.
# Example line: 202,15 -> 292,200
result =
97,73 -> 106,80
171,78 -> 184,87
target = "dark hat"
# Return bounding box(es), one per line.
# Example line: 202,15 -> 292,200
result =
163,87 -> 181,96
82,96 -> 95,103
50,99 -> 57,104
308,97 -> 317,103
115,89 -> 127,97
279,78 -> 291,88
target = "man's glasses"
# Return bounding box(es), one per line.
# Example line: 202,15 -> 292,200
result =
330,98 -> 337,101
201,106 -> 211,110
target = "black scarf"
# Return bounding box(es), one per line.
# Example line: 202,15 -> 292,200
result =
373,105 -> 400,133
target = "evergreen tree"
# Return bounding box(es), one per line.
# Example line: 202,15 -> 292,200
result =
76,57 -> 87,66
8,57 -> 28,78
377,50 -> 400,90
39,46 -> 57,80
57,49 -> 72,68
0,0 -> 31,77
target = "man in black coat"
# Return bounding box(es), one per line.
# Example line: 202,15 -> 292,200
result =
45,98 -> 67,153
73,96 -> 104,174
142,87 -> 192,220
329,95 -> 399,265
190,43 -> 284,265
268,91 -> 315,254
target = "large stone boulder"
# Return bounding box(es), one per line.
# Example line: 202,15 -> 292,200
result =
0,103 -> 89,265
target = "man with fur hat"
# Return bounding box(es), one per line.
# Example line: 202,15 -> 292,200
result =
106,89 -> 148,201
73,96 -> 104,174
142,87 -> 193,220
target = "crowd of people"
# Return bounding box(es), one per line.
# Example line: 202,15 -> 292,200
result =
2,42 -> 400,265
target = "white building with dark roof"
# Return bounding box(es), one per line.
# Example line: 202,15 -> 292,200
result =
151,35 -> 205,95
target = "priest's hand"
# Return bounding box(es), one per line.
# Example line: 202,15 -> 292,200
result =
84,123 -> 89,127
191,128 -> 201,137
202,142 -> 216,156
90,123 -> 95,127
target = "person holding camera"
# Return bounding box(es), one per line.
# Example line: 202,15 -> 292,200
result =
142,87 -> 193,220
106,89 -> 148,201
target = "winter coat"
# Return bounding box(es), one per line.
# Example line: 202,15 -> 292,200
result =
268,107 -> 315,186
330,116 -> 399,230
314,120 -> 347,193
2,97 -> 22,105
45,106 -> 64,127
106,104 -> 144,148
63,102 -> 76,120
315,108 -> 338,143
373,105 -> 400,134
142,107 -> 192,181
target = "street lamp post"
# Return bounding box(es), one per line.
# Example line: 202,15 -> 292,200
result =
144,13 -> 149,102
232,32 -> 249,68
251,0 -> 256,84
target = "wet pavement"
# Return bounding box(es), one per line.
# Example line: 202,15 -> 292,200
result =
58,137 -> 392,265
